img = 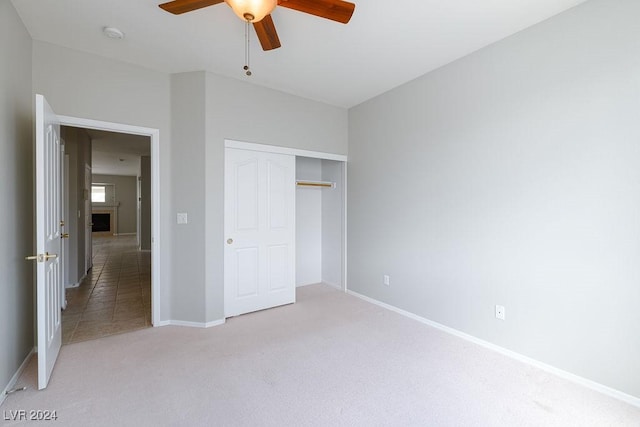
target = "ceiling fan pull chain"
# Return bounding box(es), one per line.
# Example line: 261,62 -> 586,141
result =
244,20 -> 252,76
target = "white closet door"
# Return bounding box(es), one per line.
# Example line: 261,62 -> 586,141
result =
224,148 -> 296,317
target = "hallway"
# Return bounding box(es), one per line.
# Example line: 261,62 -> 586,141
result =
62,236 -> 151,344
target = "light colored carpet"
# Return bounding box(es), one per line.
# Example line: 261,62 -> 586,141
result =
2,284 -> 639,426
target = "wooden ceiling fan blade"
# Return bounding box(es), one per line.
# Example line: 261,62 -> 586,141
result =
277,0 -> 355,24
253,15 -> 281,51
159,0 -> 224,15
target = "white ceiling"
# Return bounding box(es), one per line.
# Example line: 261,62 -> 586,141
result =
85,129 -> 150,176
12,0 -> 588,108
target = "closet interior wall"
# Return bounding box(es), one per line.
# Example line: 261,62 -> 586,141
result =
295,156 -> 344,289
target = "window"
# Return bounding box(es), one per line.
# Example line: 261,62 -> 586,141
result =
91,185 -> 106,203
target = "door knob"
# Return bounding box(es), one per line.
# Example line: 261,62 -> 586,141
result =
25,252 -> 58,262
227,238 -> 233,245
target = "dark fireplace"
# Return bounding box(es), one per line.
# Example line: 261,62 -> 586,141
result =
92,213 -> 111,232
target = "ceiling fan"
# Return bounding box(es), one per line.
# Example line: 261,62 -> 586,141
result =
158,0 -> 356,51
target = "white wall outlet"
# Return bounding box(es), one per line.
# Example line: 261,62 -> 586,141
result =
177,212 -> 188,225
495,305 -> 505,320
383,275 -> 390,286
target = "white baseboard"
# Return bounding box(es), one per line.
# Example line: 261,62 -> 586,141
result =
156,319 -> 225,328
347,290 -> 640,409
296,281 -> 344,290
322,281 -> 344,291
0,348 -> 35,407
296,282 -> 320,288
115,233 -> 136,236
204,319 -> 226,328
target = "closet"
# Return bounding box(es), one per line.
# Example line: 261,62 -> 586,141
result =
295,157 -> 345,289
224,140 -> 346,318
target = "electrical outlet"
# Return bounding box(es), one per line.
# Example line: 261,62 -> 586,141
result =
495,305 -> 505,320
383,275 -> 390,286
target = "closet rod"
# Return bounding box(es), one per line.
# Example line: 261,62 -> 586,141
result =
296,180 -> 335,189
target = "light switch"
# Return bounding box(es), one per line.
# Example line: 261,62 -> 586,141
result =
177,213 -> 188,224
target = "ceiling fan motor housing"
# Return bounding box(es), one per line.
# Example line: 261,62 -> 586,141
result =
225,0 -> 277,23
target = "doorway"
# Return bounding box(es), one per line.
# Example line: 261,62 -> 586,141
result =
56,116 -> 161,341
60,126 -> 154,343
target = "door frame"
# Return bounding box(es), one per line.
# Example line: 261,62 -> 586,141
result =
62,151 -> 69,309
84,164 -> 93,272
224,139 -> 348,292
59,115 -> 162,325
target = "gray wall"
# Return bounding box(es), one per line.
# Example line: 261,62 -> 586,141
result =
32,41 -> 173,320
170,72 -> 207,323
61,126 -> 91,285
140,156 -> 151,250
93,174 -> 138,234
321,159 -> 344,288
0,0 -> 34,400
348,0 -> 640,398
167,71 -> 349,323
204,72 -> 349,323
296,157 -> 323,286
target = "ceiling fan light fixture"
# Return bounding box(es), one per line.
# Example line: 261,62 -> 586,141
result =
224,0 -> 277,22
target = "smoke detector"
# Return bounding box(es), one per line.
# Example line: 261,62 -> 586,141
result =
103,27 -> 125,40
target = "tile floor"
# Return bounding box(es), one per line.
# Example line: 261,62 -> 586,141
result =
62,235 -> 151,344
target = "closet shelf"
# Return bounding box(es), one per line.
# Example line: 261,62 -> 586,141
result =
296,180 -> 335,189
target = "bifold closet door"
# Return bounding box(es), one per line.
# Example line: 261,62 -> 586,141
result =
224,148 -> 296,317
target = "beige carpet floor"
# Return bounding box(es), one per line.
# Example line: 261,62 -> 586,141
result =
2,285 -> 639,426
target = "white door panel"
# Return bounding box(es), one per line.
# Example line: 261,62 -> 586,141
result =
236,248 -> 259,298
267,160 -> 288,229
236,159 -> 259,231
34,94 -> 62,390
267,244 -> 288,291
225,148 -> 295,317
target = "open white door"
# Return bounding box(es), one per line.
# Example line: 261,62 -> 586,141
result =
224,148 -> 296,317
30,94 -> 63,390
